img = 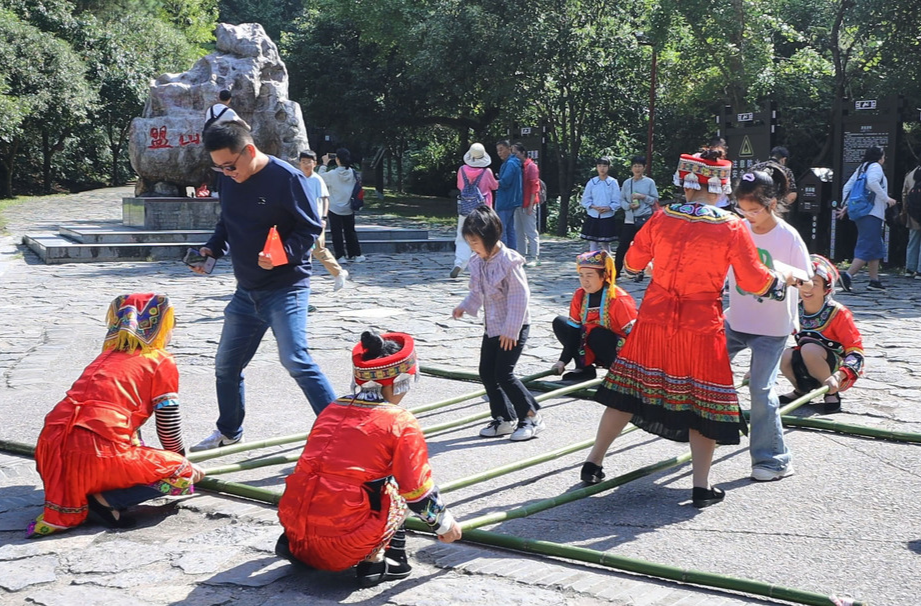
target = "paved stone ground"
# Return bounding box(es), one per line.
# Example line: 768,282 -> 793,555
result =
1,187 -> 920,605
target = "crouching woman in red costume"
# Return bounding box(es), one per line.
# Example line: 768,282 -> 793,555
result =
780,255 -> 865,414
29,294 -> 205,538
586,151 -> 795,507
276,330 -> 462,587
551,249 -> 637,384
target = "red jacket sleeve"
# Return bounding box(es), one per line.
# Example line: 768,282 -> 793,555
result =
729,222 -> 782,298
829,306 -> 865,390
608,288 -> 638,337
568,288 -> 584,325
391,413 -> 435,503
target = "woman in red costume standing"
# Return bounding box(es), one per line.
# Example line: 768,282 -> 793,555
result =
276,330 -> 462,587
29,294 -> 204,537
589,150 -> 793,507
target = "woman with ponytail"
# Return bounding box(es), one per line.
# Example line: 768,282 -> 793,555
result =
277,329 -> 461,587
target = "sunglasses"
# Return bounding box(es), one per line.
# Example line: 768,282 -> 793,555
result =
212,148 -> 246,173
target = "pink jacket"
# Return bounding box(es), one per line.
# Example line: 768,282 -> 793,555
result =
457,166 -> 498,208
522,158 -> 540,208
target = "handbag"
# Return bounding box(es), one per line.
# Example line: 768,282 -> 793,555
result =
628,179 -> 650,228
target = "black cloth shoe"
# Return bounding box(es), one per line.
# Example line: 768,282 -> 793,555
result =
840,271 -> 853,292
692,486 -> 725,508
356,557 -> 413,588
867,280 -> 887,292
385,527 -> 408,565
823,393 -> 842,414
778,390 -> 805,404
87,495 -> 136,529
561,366 -> 597,383
580,462 -> 605,485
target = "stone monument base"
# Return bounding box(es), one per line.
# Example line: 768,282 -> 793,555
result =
123,196 -> 221,230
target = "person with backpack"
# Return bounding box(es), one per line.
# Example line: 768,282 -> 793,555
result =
319,148 -> 366,263
451,143 -> 498,278
836,146 -> 895,292
900,163 -> 921,278
203,90 -> 245,132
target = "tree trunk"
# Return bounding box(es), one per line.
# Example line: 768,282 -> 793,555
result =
42,130 -> 52,194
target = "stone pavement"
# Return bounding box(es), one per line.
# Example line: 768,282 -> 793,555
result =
1,187 -> 920,605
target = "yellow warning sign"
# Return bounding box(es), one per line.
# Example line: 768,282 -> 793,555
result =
739,135 -> 754,157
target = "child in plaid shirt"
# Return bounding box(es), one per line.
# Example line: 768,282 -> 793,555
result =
453,206 -> 544,441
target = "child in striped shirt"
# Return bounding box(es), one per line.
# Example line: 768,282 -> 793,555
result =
453,206 -> 544,441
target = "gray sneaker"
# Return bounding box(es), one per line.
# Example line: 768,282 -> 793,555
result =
478,418 -> 516,437
510,413 -> 545,441
751,465 -> 795,482
190,429 -> 242,452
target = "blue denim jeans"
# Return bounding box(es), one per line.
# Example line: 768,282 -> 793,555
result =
725,323 -> 790,472
907,228 -> 921,272
215,285 -> 335,439
496,208 -> 517,250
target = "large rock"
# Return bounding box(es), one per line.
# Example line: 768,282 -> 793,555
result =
128,23 -> 309,196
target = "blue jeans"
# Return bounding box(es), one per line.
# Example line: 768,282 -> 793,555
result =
215,285 -> 335,439
725,323 -> 790,472
496,208 -> 517,250
907,229 -> 921,272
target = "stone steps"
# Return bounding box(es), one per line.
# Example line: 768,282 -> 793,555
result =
23,224 -> 453,264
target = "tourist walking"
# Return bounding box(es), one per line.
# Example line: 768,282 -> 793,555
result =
299,150 -> 348,291
452,143 -> 498,278
191,122 -> 336,451
837,146 -> 895,292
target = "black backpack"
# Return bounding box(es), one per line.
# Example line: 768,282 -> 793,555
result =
349,168 -> 364,212
907,167 -> 921,224
203,106 -> 230,132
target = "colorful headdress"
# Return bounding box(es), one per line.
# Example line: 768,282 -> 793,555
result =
576,250 -> 616,284
673,153 -> 732,195
352,332 -> 418,396
103,293 -> 174,353
810,254 -> 839,293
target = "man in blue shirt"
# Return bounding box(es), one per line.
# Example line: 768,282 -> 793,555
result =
190,122 -> 336,451
494,140 -> 522,249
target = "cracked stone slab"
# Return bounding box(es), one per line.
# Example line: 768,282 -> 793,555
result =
0,554 -> 57,591
202,555 -> 293,587
385,575 -> 569,606
72,567 -> 180,589
66,539 -> 169,574
0,531 -> 99,561
171,544 -> 242,574
26,585 -> 157,606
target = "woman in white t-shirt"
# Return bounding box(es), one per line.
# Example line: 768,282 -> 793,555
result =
725,164 -> 813,483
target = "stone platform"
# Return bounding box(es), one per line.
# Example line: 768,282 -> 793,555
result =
122,196 -> 221,230
23,223 -> 453,264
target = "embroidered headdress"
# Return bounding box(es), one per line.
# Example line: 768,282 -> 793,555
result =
352,332 -> 418,396
576,250 -> 616,284
673,153 -> 732,195
103,293 -> 174,353
810,254 -> 839,293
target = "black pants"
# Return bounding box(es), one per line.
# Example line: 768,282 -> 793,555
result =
552,315 -> 619,368
328,211 -> 362,259
615,222 -> 640,276
479,325 -> 540,422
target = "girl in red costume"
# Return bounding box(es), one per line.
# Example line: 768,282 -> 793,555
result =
587,150 -> 794,507
780,255 -> 864,413
29,294 -> 204,537
276,330 -> 462,587
550,249 -> 637,386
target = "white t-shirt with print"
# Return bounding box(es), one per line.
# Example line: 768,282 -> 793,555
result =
725,218 -> 812,337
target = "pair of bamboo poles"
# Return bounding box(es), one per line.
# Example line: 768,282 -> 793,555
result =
1,366 -> 890,605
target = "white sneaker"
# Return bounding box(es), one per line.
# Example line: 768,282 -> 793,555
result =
351,255 -> 367,263
510,413 -> 544,441
334,269 -> 349,291
479,418 -> 516,437
190,429 -> 242,452
751,465 -> 795,482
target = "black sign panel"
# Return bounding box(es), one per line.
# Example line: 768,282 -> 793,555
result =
842,122 -> 891,179
718,105 -> 775,183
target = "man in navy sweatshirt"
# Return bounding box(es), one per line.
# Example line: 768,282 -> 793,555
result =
190,121 -> 336,451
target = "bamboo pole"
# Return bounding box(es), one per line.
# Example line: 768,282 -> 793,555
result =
203,452 -> 301,476
402,523 -> 866,606
411,368 -> 557,416
780,415 -> 921,443
196,477 -> 282,505
420,366 -> 555,385
186,433 -> 309,463
0,441 -> 869,604
421,377 -> 602,436
0,440 -> 34,457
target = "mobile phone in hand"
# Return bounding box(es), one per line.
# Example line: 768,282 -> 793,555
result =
183,248 -> 216,274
